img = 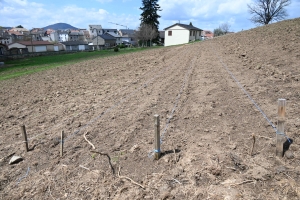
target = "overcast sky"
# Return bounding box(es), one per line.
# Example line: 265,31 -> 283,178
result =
1,0 -> 300,32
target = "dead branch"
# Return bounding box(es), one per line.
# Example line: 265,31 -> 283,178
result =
79,165 -> 90,171
0,152 -> 15,162
118,166 -> 145,189
173,148 -> 177,162
250,133 -> 256,156
90,150 -> 115,174
257,135 -> 272,140
84,132 -> 95,149
230,180 -> 254,186
226,166 -> 237,171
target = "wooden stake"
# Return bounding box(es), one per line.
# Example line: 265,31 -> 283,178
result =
154,114 -> 161,160
21,125 -> 29,152
60,131 -> 64,157
276,99 -> 286,157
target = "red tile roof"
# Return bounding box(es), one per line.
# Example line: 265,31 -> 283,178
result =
203,30 -> 214,38
9,31 -> 24,36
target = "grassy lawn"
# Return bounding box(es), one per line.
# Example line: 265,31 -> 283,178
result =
0,46 -> 162,81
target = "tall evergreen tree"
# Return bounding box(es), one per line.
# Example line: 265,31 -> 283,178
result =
140,0 -> 161,43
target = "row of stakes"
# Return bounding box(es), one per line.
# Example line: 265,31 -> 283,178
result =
20,99 -> 288,159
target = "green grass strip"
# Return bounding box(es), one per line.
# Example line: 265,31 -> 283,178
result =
0,46 -> 162,81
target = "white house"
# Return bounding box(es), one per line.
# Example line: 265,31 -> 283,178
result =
164,23 -> 203,47
89,25 -> 102,38
50,30 -> 70,42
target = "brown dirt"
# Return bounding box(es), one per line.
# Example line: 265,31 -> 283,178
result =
1,18 -> 300,199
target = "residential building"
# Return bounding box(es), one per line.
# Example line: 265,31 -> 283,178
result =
50,30 -> 69,42
106,32 -> 122,45
9,31 -> 26,42
118,29 -> 135,36
8,41 -> 55,52
30,28 -> 45,41
91,33 -> 116,49
89,25 -> 102,38
61,41 -> 89,51
9,27 -> 29,35
118,29 -> 136,45
159,31 -> 165,44
101,28 -> 118,35
0,36 -> 12,45
69,32 -> 85,41
202,30 -> 214,39
164,23 -> 203,46
0,43 -> 8,55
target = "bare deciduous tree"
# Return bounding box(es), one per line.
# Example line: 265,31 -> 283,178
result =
219,23 -> 231,34
248,0 -> 291,25
134,23 -> 158,47
213,22 -> 231,37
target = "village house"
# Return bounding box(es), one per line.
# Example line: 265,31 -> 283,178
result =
8,41 -> 56,53
202,30 -> 214,39
30,28 -> 45,41
164,23 -> 203,46
50,30 -> 69,42
61,41 -> 89,51
118,29 -> 136,45
0,43 -> 8,55
89,25 -> 102,38
0,36 -> 12,45
106,32 -> 122,45
91,33 -> 116,49
69,31 -> 85,41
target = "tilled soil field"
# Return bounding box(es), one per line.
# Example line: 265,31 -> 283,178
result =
0,18 -> 300,199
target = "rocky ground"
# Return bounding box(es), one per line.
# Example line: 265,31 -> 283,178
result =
0,18 -> 300,199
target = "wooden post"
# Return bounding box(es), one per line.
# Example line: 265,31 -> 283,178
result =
276,99 -> 286,157
21,125 -> 29,152
60,131 -> 64,157
154,115 -> 161,160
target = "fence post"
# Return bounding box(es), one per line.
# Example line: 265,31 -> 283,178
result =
154,115 -> 161,160
276,99 -> 286,157
60,131 -> 64,157
21,125 -> 29,152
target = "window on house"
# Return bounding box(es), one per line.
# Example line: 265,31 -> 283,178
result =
168,31 -> 172,36
190,31 -> 192,36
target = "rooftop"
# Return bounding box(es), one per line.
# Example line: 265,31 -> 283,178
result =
164,23 -> 203,31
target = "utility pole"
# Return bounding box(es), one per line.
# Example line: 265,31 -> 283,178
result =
30,28 -> 33,53
92,28 -> 99,50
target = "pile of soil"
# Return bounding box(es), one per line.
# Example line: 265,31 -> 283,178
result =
0,18 -> 299,199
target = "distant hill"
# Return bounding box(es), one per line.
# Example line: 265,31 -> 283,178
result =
0,27 -> 12,30
43,23 -> 78,30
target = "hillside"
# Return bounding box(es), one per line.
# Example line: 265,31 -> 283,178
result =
0,18 -> 299,199
43,22 -> 78,30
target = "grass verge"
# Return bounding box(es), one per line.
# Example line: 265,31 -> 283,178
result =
0,46 -> 162,81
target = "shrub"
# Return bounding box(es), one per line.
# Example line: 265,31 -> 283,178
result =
114,47 -> 119,52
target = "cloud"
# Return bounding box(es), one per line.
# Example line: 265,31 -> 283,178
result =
158,0 -> 257,32
0,0 -> 139,30
96,0 -> 113,3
